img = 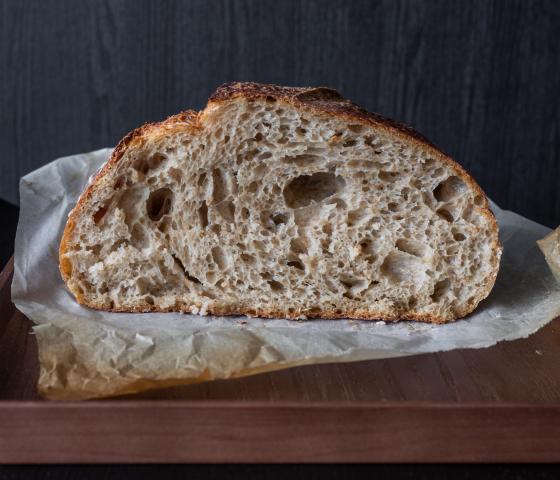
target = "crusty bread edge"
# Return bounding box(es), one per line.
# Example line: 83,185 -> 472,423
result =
59,82 -> 502,323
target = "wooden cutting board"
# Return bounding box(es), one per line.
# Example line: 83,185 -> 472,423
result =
1,257 -> 560,463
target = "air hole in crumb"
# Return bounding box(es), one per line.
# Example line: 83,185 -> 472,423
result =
347,208 -> 370,226
131,223 -> 149,249
149,153 -> 166,169
268,280 -> 284,292
281,153 -> 321,167
265,96 -> 276,103
216,200 -> 235,223
172,254 -> 187,273
431,167 -> 445,178
185,271 -> 202,284
343,138 -> 357,147
247,181 -> 259,193
145,296 -> 154,306
199,201 -> 208,228
306,306 -> 322,315
133,153 -> 166,174
437,208 -> 454,222
474,194 -> 484,206
381,252 -> 426,284
211,224 -> 221,235
211,246 -> 228,270
93,205 -> 109,224
296,127 -> 307,135
198,172 -> 208,187
287,260 -> 305,270
241,253 -> 256,265
328,133 -> 343,144
284,172 -> 346,208
146,188 -> 173,221
253,240 -> 266,253
339,275 -> 366,289
388,202 -> 399,212
452,230 -> 466,241
431,279 -> 451,302
114,176 -> 124,190
212,168 -> 227,203
290,237 -> 308,255
379,171 -> 401,182
329,198 -> 347,210
433,176 -> 467,202
359,240 -> 375,260
159,217 -> 172,233
254,132 -> 264,142
347,124 -> 364,133
396,239 -> 426,257
272,213 -> 288,225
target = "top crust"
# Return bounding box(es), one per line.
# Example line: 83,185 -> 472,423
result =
209,82 -> 438,150
60,82 -> 501,323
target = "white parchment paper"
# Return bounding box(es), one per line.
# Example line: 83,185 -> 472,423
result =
11,149 -> 560,400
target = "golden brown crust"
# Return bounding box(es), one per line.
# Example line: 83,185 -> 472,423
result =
209,82 -> 440,151
60,82 -> 502,323
84,300 -> 462,324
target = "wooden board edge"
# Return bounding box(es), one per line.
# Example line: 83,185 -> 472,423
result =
0,402 -> 559,463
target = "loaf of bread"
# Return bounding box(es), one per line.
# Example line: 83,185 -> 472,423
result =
60,82 -> 501,323
538,227 -> 560,282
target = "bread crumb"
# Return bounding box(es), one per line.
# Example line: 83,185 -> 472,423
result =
199,302 -> 210,316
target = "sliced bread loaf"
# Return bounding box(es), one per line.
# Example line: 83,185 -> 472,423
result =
60,82 -> 501,323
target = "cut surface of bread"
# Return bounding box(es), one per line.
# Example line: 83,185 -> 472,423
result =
60,82 -> 501,323
538,227 -> 560,282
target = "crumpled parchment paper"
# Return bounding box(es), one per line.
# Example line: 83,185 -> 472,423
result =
11,149 -> 560,400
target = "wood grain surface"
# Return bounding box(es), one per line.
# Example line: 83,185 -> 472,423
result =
2,401 -> 560,463
1,0 -> 559,228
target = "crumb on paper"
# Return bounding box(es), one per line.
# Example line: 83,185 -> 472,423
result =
535,349 -> 543,356
199,302 -> 210,316
376,321 -> 386,326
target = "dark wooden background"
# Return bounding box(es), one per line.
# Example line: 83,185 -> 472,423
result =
1,0 -> 560,475
1,0 -> 559,227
